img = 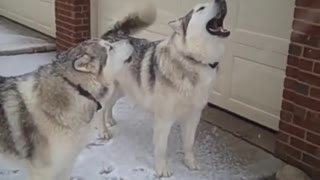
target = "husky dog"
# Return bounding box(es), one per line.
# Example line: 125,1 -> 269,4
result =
101,0 -> 230,177
0,39 -> 133,180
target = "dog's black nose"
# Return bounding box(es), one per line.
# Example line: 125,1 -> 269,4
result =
215,0 -> 227,17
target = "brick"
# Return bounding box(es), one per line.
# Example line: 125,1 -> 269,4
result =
75,25 -> 90,31
293,92 -> 320,111
280,121 -> 305,138
302,153 -> 320,168
282,100 -> 294,112
307,132 -> 320,146
281,110 -> 293,122
277,131 -> 290,143
293,20 -> 320,35
307,111 -> 320,122
284,78 -> 296,90
287,55 -> 299,67
82,18 -> 90,25
297,71 -> 320,87
296,0 -> 320,9
284,78 -> 310,95
293,105 -> 307,119
311,170 -> 320,180
310,87 -> 320,99
289,43 -> 302,56
294,113 -> 320,134
56,26 -> 74,36
291,137 -> 320,156
303,47 -> 320,61
55,0 -> 90,51
276,141 -> 302,159
56,14 -> 82,25
75,12 -> 90,18
294,8 -> 320,24
291,32 -> 320,49
57,0 -> 88,5
295,81 -> 310,95
314,62 -> 320,74
299,59 -> 314,72
56,32 -> 75,43
286,66 -> 298,79
55,7 -> 73,17
56,1 -> 75,11
56,20 -> 76,31
283,89 -> 296,101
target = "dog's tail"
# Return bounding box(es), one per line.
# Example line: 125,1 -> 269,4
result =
102,0 -> 157,37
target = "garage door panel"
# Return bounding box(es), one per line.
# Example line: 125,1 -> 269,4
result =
230,57 -> 285,116
232,43 -> 287,70
233,30 -> 291,56
35,1 -> 55,28
209,0 -> 294,130
0,0 -> 55,37
237,0 -> 294,39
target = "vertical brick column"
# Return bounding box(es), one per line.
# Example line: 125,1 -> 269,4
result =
275,0 -> 320,179
55,0 -> 91,51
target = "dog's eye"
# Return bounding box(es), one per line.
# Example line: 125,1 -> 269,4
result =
196,6 -> 205,12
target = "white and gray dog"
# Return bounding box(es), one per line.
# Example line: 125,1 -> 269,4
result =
0,39 -> 133,180
101,0 -> 230,177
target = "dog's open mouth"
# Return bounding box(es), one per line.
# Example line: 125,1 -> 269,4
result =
206,17 -> 230,38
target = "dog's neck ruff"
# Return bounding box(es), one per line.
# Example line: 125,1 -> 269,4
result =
184,55 -> 219,70
62,77 -> 102,111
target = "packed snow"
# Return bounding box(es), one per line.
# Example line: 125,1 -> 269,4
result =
0,52 -> 55,77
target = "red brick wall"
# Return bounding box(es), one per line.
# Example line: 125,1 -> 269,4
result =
276,0 -> 320,179
55,0 -> 91,51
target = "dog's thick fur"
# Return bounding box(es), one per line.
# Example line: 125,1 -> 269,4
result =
101,0 -> 230,177
0,39 -> 133,180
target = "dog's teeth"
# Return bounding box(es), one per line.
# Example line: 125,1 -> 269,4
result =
209,28 -> 218,32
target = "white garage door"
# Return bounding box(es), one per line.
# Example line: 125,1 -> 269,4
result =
95,0 -> 294,130
0,0 -> 55,37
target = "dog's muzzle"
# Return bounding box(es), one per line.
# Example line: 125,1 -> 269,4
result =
206,0 -> 230,38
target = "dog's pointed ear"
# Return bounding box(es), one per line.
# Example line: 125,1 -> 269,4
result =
168,19 -> 183,33
73,55 -> 99,74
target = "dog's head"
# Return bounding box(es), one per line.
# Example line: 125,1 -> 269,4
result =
169,0 -> 230,63
63,39 -> 133,86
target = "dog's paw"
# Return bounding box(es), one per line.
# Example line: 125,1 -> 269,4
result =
107,118 -> 117,127
99,130 -> 113,141
155,162 -> 172,178
183,158 -> 201,171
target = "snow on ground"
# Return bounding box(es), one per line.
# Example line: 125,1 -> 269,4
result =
0,17 -> 55,55
0,52 -> 284,180
0,98 -> 283,180
0,52 -> 55,76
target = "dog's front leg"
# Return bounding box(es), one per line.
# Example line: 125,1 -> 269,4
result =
153,114 -> 175,178
181,110 -> 202,170
99,106 -> 113,140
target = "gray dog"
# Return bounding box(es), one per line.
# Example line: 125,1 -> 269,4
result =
0,38 -> 133,180
100,0 -> 230,177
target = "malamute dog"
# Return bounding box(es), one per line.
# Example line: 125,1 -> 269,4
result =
101,0 -> 230,177
0,39 -> 133,180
